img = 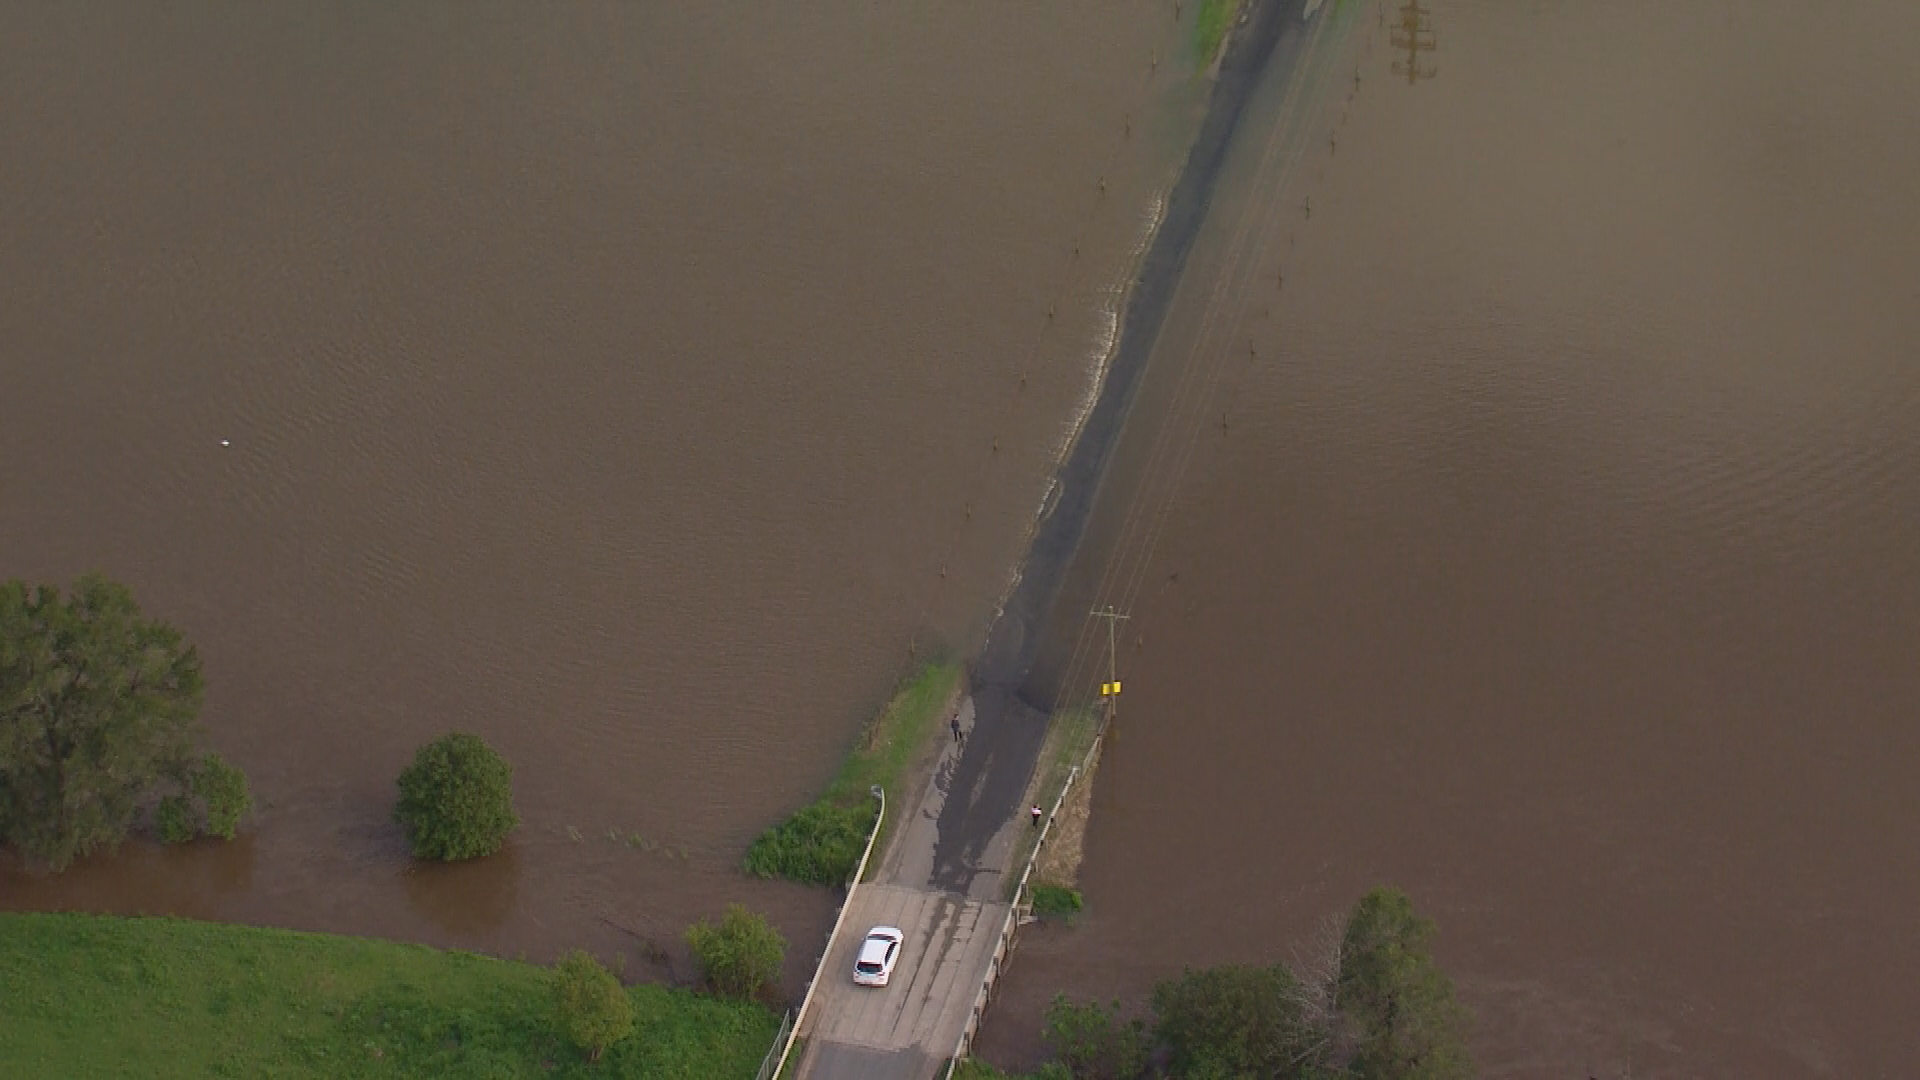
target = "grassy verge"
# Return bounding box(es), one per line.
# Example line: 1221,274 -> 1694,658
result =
1030,884 -> 1084,917
952,1058 -> 1062,1080
1194,0 -> 1243,69
744,661 -> 963,886
1005,704 -> 1104,903
0,913 -> 779,1079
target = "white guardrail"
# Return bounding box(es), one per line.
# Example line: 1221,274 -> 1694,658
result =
760,785 -> 886,1080
943,721 -> 1107,1079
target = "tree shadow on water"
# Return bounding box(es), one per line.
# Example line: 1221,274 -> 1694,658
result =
400,841 -> 521,939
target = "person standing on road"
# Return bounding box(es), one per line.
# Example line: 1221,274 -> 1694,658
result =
951,714 -> 963,744
1030,805 -> 1043,828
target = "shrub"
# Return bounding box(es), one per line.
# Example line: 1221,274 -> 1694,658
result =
1152,963 -> 1316,1078
1031,885 -> 1083,917
1044,995 -> 1148,1080
551,949 -> 633,1062
685,905 -> 785,1002
394,733 -> 518,861
152,754 -> 253,845
193,754 -> 252,840
155,796 -> 197,845
1336,887 -> 1472,1079
742,798 -> 876,885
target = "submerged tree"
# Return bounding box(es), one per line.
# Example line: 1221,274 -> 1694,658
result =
0,575 -> 205,870
1336,887 -> 1473,1079
156,752 -> 254,845
394,732 -> 518,861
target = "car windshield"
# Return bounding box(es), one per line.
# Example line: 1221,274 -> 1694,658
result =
855,960 -> 882,973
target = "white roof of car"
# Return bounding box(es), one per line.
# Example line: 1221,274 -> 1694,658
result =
857,927 -> 901,963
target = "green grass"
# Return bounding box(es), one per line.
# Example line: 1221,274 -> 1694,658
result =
1194,0 -> 1242,68
1030,885 -> 1084,917
951,1059 -> 1066,1080
0,913 -> 780,1079
745,662 -> 962,886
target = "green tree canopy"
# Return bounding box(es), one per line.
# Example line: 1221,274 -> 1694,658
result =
1043,995 -> 1148,1080
158,753 -> 253,845
685,904 -> 785,1002
394,732 -> 518,861
551,949 -> 633,1062
1336,888 -> 1473,1080
1152,962 -> 1320,1079
0,575 -> 204,870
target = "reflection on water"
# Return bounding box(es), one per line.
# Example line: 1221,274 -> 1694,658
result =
984,0 -> 1920,1077
2,837 -> 256,921
403,842 -> 520,939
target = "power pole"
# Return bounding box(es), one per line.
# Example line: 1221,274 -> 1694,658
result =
1392,0 -> 1437,84
1091,606 -> 1131,724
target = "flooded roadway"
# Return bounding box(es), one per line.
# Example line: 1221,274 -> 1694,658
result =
0,0 -> 1204,986
985,0 -> 1920,1076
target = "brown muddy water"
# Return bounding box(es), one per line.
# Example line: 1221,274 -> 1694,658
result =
988,0 -> 1920,1077
0,0 -> 1205,987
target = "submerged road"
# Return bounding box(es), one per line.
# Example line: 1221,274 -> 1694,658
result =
794,0 -> 1310,1075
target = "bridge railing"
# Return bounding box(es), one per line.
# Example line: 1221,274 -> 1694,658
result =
762,785 -> 885,1080
943,714 -> 1109,1078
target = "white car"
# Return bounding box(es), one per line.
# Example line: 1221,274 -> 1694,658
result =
852,926 -> 904,987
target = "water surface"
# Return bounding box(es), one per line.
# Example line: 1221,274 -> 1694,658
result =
987,1 -> 1920,1075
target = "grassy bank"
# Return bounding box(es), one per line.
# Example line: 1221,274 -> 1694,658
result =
745,661 -> 963,886
952,1060 -> 1061,1080
1194,0 -> 1243,68
1005,704 -> 1104,903
1032,731 -> 1103,898
0,913 -> 779,1079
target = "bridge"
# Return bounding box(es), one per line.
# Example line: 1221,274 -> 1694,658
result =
787,689 -> 1052,1080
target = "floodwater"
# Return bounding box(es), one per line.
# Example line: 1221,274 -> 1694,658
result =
0,0 -> 1204,985
986,0 -> 1920,1077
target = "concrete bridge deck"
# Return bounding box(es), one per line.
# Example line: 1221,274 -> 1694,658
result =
794,885 -> 1010,1079
791,693 -> 1040,1080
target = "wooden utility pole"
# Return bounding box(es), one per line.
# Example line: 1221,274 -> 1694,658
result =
1392,0 -> 1437,84
1091,606 -> 1131,723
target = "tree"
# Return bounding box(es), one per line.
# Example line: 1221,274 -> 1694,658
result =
0,575 -> 203,870
155,794 -> 197,845
393,732 -> 518,861
157,753 -> 254,844
1151,963 -> 1320,1079
193,753 -> 251,840
552,949 -> 633,1062
1335,888 -> 1473,1080
685,904 -> 786,1001
1043,995 -> 1148,1080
